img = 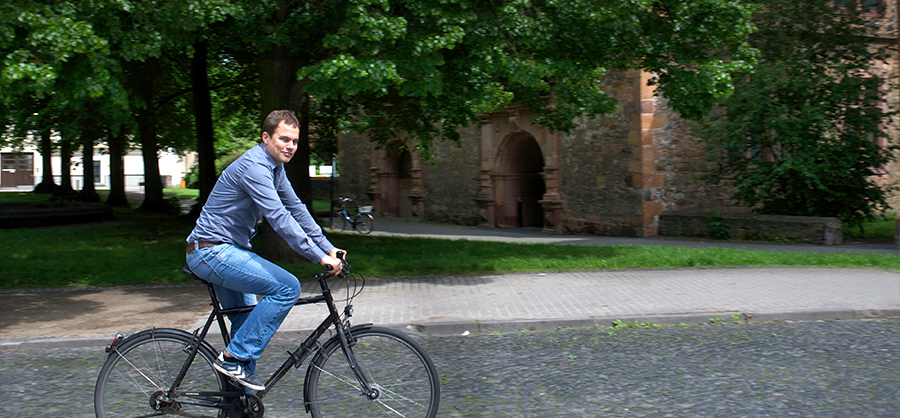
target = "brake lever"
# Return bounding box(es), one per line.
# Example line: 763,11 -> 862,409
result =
336,250 -> 351,272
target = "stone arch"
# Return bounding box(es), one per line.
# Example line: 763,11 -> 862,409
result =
493,132 -> 546,227
396,149 -> 414,217
370,141 -> 425,218
476,109 -> 563,233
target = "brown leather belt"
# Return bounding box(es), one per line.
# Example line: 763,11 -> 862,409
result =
186,241 -> 220,254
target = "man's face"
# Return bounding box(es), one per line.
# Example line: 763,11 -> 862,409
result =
262,121 -> 300,165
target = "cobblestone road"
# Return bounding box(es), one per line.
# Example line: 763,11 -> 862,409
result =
2,319 -> 897,417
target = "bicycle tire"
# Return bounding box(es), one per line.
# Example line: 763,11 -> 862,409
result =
94,328 -> 227,418
305,326 -> 440,418
354,213 -> 374,234
332,212 -> 348,232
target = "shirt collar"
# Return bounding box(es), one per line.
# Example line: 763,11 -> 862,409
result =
253,143 -> 281,171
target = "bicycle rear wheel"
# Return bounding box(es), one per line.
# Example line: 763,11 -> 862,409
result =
94,329 -> 227,418
354,213 -> 374,234
306,326 -> 440,418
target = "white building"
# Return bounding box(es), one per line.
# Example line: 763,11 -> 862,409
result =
0,144 -> 196,192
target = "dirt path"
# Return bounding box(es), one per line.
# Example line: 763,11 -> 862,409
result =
0,284 -> 210,340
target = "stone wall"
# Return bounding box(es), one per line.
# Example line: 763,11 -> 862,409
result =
659,210 -> 844,245
310,177 -> 336,202
334,130 -> 374,205
655,104 -> 747,214
420,124 -> 482,225
557,71 -> 742,237
336,127 -> 483,225
335,45 -> 898,236
559,72 -> 643,236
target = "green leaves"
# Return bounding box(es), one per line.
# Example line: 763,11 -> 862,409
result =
0,1 -> 109,99
295,0 -> 760,155
3,0 -> 762,169
697,0 -> 897,226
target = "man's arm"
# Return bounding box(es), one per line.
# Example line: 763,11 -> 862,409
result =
241,164 -> 330,264
273,167 -> 335,254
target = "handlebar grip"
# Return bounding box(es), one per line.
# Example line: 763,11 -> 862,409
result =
336,250 -> 345,261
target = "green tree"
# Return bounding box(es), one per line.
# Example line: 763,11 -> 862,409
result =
297,0 -> 759,155
0,1 -> 115,197
6,0 -> 760,220
231,0 -> 757,209
697,0 -> 898,226
238,0 -> 760,261
86,0 -> 234,211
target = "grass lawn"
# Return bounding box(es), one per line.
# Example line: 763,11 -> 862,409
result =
0,200 -> 897,289
161,188 -> 333,213
844,211 -> 898,242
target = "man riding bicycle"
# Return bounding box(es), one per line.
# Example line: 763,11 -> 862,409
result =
185,109 -> 345,391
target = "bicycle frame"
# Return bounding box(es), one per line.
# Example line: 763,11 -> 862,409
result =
336,206 -> 356,228
160,267 -> 375,414
333,198 -> 373,233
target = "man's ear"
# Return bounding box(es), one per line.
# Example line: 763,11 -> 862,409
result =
261,131 -> 270,144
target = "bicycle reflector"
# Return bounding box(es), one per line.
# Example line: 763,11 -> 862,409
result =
105,333 -> 125,353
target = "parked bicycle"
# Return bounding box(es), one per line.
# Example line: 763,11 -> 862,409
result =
93,253 -> 440,418
331,197 -> 374,234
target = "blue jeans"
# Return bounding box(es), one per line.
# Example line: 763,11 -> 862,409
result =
186,243 -> 301,376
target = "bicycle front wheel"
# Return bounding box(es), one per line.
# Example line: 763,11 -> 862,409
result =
94,329 -> 227,418
306,326 -> 440,418
332,212 -> 348,231
354,213 -> 374,234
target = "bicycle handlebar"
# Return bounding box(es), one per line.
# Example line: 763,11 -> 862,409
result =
320,250 -> 350,278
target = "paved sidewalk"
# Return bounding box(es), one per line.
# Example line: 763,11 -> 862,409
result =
1,217 -> 897,350
372,217 -> 899,254
274,266 -> 900,336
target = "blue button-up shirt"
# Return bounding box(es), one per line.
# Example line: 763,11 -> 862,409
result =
187,143 -> 334,263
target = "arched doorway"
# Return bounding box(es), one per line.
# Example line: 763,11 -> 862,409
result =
375,143 -> 421,218
496,133 -> 545,228
396,149 -> 414,217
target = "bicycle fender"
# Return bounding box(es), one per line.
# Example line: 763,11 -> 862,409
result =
301,323 -> 374,412
103,328 -> 218,360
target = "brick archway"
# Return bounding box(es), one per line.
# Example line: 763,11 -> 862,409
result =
476,108 -> 563,233
369,141 -> 425,219
494,133 -> 545,227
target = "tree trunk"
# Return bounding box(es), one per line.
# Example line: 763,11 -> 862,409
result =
255,26 -> 316,263
57,138 -> 76,198
33,130 -> 58,193
128,59 -> 166,212
80,133 -> 101,202
189,39 -> 216,219
285,91 -> 312,205
259,46 -> 312,206
106,132 -> 130,207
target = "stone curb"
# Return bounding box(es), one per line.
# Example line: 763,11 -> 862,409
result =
4,308 -> 897,351
403,309 -> 900,335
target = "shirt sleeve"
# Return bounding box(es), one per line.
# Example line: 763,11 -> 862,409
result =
274,167 -> 335,255
240,163 -> 331,263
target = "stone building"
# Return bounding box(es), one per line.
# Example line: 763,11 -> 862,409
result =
336,3 -> 899,237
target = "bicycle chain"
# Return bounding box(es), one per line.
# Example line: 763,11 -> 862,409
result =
229,393 -> 265,418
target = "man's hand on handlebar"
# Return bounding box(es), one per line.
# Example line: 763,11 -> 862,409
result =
329,247 -> 347,261
320,248 -> 348,275
320,254 -> 343,275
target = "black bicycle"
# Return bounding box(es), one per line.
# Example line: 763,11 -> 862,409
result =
93,254 -> 440,418
331,197 -> 374,234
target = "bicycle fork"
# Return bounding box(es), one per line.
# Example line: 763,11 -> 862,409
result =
334,315 -> 381,399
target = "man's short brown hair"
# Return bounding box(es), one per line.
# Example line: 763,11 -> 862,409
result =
263,110 -> 300,137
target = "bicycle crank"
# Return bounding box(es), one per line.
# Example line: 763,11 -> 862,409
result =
148,390 -> 229,418
229,393 -> 265,418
